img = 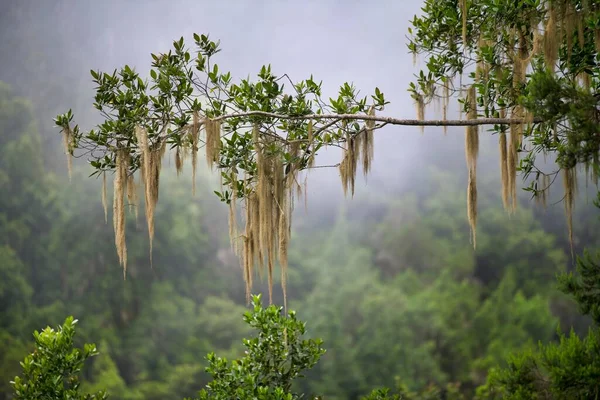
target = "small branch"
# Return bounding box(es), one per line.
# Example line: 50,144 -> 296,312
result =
212,111 -> 543,127
309,163 -> 341,169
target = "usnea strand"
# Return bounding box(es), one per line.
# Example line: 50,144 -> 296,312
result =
113,148 -> 129,276
465,86 -> 479,248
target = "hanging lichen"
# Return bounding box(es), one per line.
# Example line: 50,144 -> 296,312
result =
590,154 -> 600,186
467,167 -> 477,249
234,123 -> 295,306
442,78 -> 450,134
190,111 -> 200,195
465,86 -> 479,172
443,78 -> 450,106
535,173 -> 550,209
205,118 -> 221,169
415,93 -> 425,134
175,147 -> 183,176
563,167 -> 577,260
250,186 -> 260,285
580,72 -> 591,92
513,32 -> 529,89
544,4 -> 558,72
102,172 -> 108,223
464,86 -> 478,248
339,124 -> 359,197
135,126 -> 164,265
288,140 -> 302,199
507,108 -> 523,213
62,125 -> 74,180
564,2 -> 576,60
576,10 -> 585,49
255,128 -> 267,258
126,173 -> 138,221
228,174 -> 239,255
339,157 -> 348,196
506,144 -> 516,212
279,204 -> 288,312
307,120 -> 316,169
257,142 -> 272,297
531,26 -> 544,58
278,188 -> 289,277
362,107 -> 375,177
113,148 -> 129,278
243,192 -> 257,303
460,0 -> 468,49
475,36 -> 490,87
499,131 -> 509,210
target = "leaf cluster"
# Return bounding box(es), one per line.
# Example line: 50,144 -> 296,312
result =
10,316 -> 108,400
408,0 -> 600,198
195,294 -> 325,400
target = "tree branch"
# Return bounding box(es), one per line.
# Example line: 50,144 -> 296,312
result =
212,111 -> 542,127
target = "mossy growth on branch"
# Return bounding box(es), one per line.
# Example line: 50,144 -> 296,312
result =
408,0 -> 600,257
55,0 -> 600,303
54,34 -> 389,305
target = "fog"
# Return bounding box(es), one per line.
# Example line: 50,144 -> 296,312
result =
2,2 -> 598,398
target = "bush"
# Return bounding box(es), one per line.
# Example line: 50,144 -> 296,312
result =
10,316 -> 107,400
194,294 -> 326,400
475,251 -> 600,399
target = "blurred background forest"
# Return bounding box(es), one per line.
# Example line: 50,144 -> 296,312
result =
1,1 -> 598,399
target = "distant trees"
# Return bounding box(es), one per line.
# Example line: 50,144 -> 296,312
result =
11,248 -> 600,399
477,250 -> 600,399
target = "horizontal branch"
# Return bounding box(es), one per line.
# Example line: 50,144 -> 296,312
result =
212,111 -> 543,127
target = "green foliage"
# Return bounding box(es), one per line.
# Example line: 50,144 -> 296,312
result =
471,269 -> 557,374
478,328 -> 600,399
10,316 -> 108,400
557,250 -> 600,325
362,382 -> 467,400
476,251 -> 600,399
195,294 -> 325,400
362,388 -> 403,400
54,34 -> 387,206
79,341 -> 128,398
408,0 -> 600,196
